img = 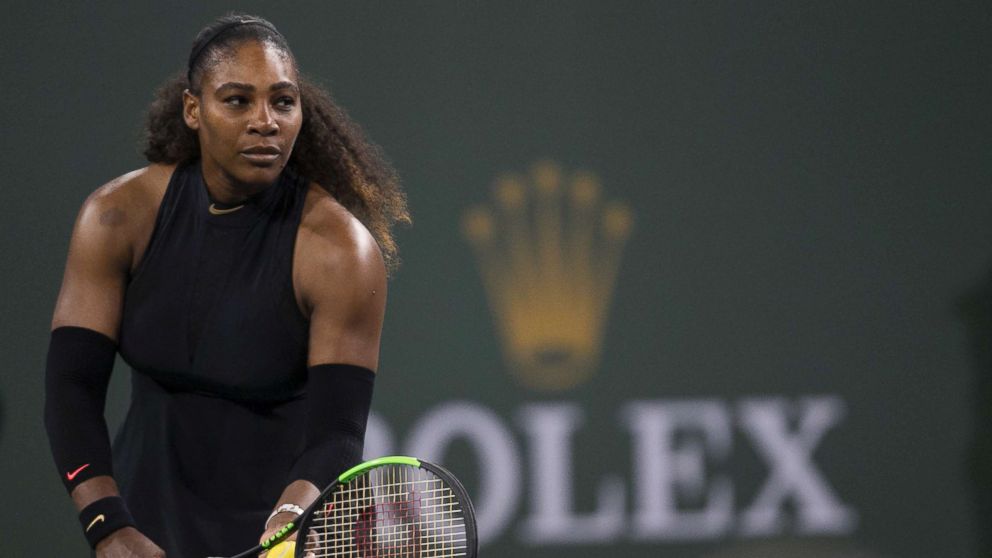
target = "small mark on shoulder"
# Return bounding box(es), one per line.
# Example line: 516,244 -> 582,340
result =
99,207 -> 127,227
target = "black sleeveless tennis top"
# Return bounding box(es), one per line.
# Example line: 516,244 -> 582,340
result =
114,160 -> 310,557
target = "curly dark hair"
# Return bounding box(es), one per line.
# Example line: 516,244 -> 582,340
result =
144,13 -> 409,271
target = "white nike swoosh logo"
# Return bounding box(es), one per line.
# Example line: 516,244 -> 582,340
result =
209,203 -> 245,215
86,514 -> 106,532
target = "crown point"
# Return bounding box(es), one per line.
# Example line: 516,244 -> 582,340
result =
495,176 -> 526,208
462,208 -> 495,243
571,172 -> 600,205
603,203 -> 634,238
532,160 -> 562,195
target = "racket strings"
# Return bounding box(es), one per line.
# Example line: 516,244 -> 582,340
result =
307,494 -> 469,555
302,465 -> 470,557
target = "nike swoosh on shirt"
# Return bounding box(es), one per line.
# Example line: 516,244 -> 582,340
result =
86,514 -> 106,532
66,463 -> 91,481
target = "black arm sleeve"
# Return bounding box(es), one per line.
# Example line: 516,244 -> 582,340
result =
288,363 -> 375,488
44,326 -> 117,492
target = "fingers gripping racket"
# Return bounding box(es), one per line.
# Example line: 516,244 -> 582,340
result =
222,456 -> 478,558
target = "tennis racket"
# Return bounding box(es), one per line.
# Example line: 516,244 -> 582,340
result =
220,456 -> 478,558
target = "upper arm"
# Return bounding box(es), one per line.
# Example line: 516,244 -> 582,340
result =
297,200 -> 388,370
50,183 -> 137,341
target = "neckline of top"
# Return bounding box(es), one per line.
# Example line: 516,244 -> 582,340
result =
192,160 -> 294,228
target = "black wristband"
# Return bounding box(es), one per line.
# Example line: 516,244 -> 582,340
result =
78,496 -> 135,549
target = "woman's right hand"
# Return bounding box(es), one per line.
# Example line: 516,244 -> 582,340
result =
95,527 -> 166,557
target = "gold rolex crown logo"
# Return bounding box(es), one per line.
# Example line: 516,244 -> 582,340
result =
462,161 -> 634,391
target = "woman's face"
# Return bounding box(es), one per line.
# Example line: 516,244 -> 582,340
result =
183,40 -> 302,193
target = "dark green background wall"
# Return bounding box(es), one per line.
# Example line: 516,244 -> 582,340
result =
2,2 -> 990,556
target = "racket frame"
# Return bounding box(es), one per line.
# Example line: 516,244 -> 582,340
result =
223,455 -> 477,558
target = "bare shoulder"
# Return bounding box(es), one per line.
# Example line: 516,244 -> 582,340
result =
83,163 -> 174,214
295,182 -> 386,313
298,182 -> 385,275
75,163 -> 176,270
296,184 -> 388,368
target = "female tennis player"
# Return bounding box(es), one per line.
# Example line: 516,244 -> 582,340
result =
44,13 -> 409,557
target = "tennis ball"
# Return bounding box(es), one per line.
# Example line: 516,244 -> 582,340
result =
266,540 -> 295,558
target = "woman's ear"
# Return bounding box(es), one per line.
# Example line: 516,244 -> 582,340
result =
182,89 -> 200,131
